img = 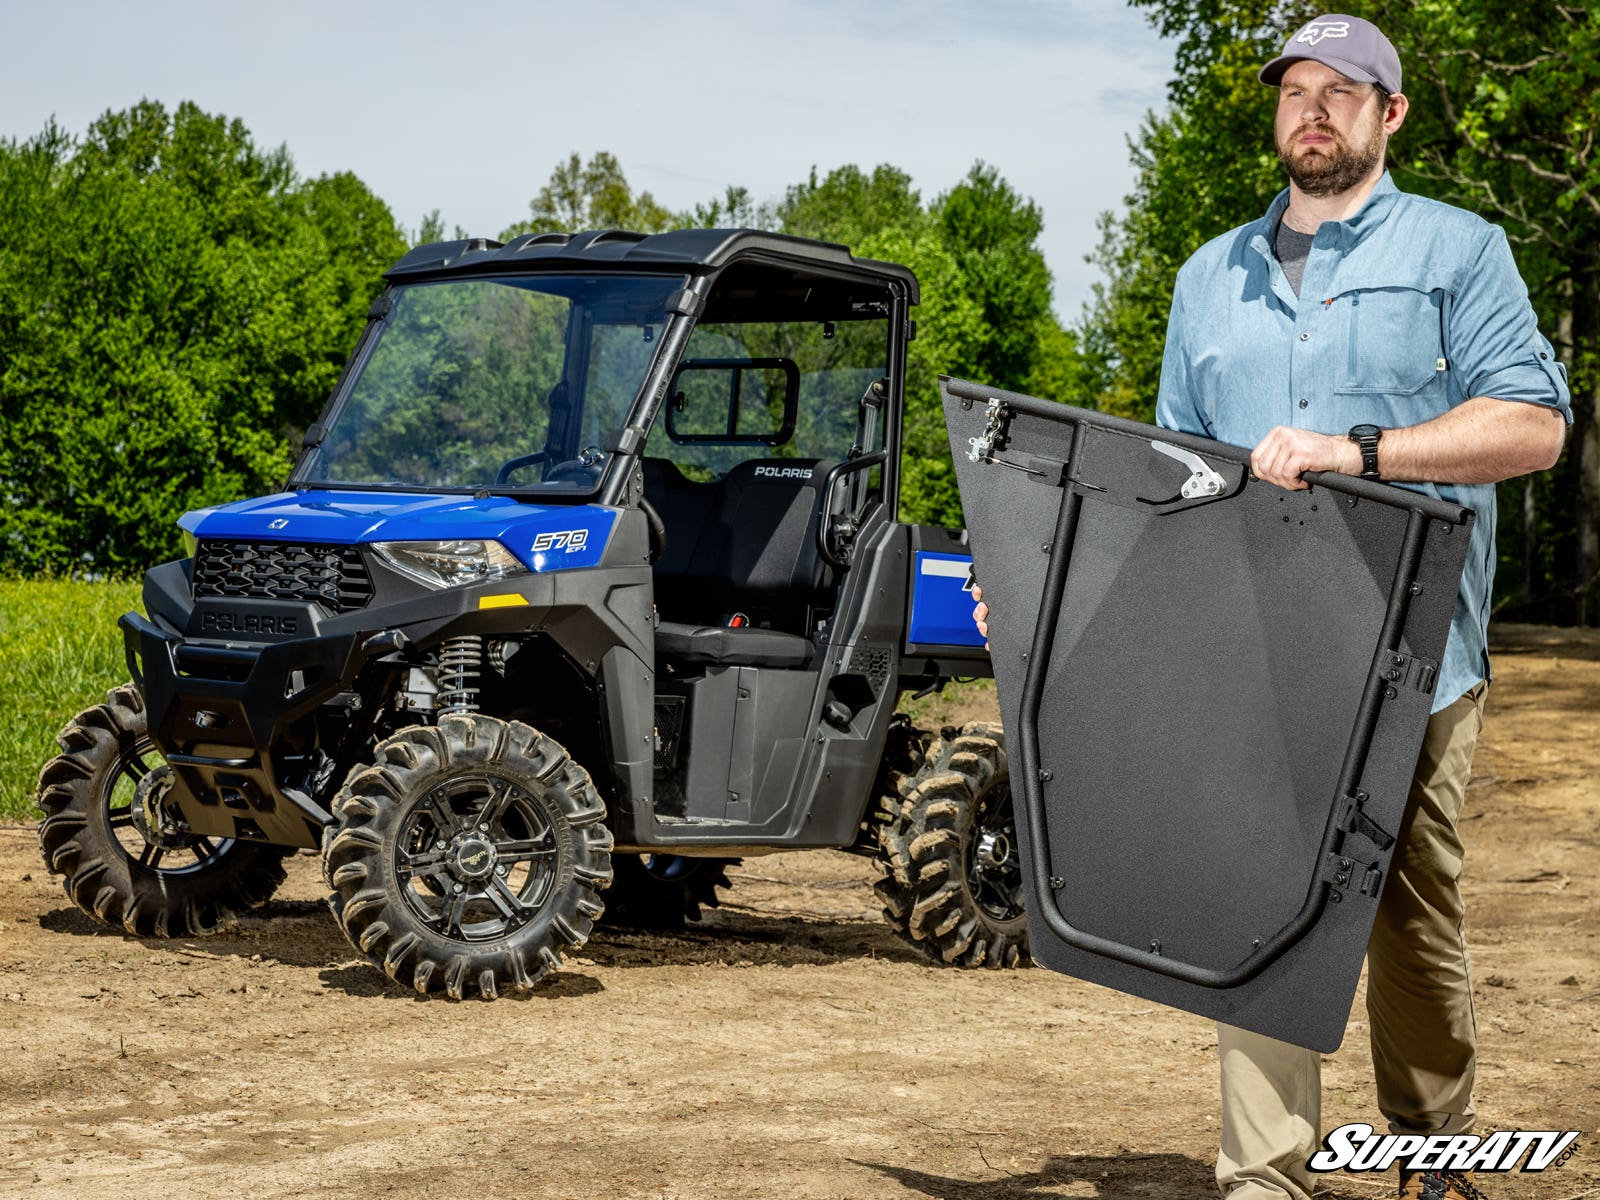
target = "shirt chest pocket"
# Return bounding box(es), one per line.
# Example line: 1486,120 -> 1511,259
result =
1336,286 -> 1448,397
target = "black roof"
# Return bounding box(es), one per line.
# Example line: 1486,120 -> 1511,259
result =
383,228 -> 920,303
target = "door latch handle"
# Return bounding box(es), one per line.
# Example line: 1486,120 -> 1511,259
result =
1150,440 -> 1225,499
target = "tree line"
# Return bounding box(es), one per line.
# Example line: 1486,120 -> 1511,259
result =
2,5 -> 1592,626
0,117 -> 1083,569
0,101 -> 406,572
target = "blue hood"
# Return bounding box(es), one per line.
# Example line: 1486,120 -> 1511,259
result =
179,490 -> 618,573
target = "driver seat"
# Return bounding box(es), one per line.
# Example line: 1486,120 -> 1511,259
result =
650,458 -> 840,668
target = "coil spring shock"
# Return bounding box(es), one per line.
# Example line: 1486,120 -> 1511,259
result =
436,635 -> 482,715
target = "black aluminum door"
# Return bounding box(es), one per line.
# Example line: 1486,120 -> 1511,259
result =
942,377 -> 1473,1052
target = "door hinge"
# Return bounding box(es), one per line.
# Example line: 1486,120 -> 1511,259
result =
366,289 -> 395,321
1375,650 -> 1438,695
1320,851 -> 1384,898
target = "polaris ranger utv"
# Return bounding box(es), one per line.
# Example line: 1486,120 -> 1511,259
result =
35,229 -> 1022,999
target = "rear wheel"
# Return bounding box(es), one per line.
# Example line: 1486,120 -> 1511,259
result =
324,715 -> 612,1000
603,854 -> 737,928
36,685 -> 292,936
873,722 -> 1027,968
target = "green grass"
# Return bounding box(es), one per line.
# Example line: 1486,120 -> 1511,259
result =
0,578 -> 143,820
898,674 -> 1000,729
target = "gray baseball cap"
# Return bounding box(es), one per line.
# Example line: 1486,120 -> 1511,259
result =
1259,13 -> 1402,93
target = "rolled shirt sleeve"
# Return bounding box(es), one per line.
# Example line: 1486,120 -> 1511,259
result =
1450,225 -> 1572,420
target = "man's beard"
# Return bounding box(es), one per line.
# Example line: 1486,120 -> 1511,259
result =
1278,123 -> 1384,196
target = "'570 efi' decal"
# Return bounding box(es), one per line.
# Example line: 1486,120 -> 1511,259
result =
532,529 -> 589,553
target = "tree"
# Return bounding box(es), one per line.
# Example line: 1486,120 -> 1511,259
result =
770,162 -> 1089,527
1083,1 -> 1303,421
1364,0 -> 1600,621
688,184 -> 776,231
932,163 -> 1058,395
414,208 -> 446,245
501,151 -> 676,239
777,164 -> 927,248
0,101 -> 406,573
1085,0 -> 1596,623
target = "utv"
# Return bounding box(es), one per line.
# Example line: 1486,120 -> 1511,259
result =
36,229 -> 1023,999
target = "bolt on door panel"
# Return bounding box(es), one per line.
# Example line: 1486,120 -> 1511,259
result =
942,376 -> 1473,1052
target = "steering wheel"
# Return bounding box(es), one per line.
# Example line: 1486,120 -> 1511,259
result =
494,450 -> 547,485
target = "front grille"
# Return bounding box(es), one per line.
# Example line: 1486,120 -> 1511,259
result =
193,540 -> 374,612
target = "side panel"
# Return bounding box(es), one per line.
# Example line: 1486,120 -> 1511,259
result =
736,670 -> 824,825
943,377 -> 1472,1053
902,526 -> 993,677
909,551 -> 980,646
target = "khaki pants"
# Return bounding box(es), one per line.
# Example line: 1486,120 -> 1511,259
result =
1215,682 -> 1488,1199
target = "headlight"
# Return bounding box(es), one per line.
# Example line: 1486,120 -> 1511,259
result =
371,540 -> 528,590
181,528 -> 198,558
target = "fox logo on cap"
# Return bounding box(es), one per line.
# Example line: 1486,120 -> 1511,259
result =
1296,19 -> 1351,45
1258,13 -> 1402,94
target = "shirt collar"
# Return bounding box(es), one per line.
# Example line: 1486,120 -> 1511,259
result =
1250,171 -> 1403,253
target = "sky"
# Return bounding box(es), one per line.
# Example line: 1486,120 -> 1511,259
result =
1,0 -> 1176,319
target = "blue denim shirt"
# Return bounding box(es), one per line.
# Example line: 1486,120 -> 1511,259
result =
1157,174 -> 1571,712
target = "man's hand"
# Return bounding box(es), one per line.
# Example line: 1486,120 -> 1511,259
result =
1250,426 -> 1360,490
972,584 -> 989,646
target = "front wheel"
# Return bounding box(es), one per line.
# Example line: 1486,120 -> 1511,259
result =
873,722 -> 1028,968
323,715 -> 613,1000
36,685 -> 292,936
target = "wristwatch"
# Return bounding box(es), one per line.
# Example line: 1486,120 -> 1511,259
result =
1348,424 -> 1383,479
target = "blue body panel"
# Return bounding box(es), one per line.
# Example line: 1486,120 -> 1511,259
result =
180,491 -> 618,574
908,551 -> 985,647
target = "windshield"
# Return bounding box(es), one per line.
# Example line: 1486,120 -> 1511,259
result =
300,273 -> 686,492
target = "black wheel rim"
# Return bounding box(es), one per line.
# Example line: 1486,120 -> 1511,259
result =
967,781 -> 1026,923
103,735 -> 236,876
393,772 -> 562,942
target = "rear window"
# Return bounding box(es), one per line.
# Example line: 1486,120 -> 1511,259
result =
649,316 -> 889,481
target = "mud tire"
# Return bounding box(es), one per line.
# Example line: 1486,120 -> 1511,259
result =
324,715 -> 612,1000
873,721 -> 1028,968
603,854 -> 737,928
35,685 -> 292,937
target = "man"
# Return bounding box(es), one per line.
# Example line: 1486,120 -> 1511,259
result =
976,13 -> 1569,1200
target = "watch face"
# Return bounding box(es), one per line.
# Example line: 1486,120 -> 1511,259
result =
1350,424 -> 1382,441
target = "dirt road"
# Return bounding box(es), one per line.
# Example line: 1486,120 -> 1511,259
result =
2,625 -> 1595,1199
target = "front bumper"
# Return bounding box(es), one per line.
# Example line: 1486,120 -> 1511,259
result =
122,530 -> 655,850
123,612 -> 367,848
